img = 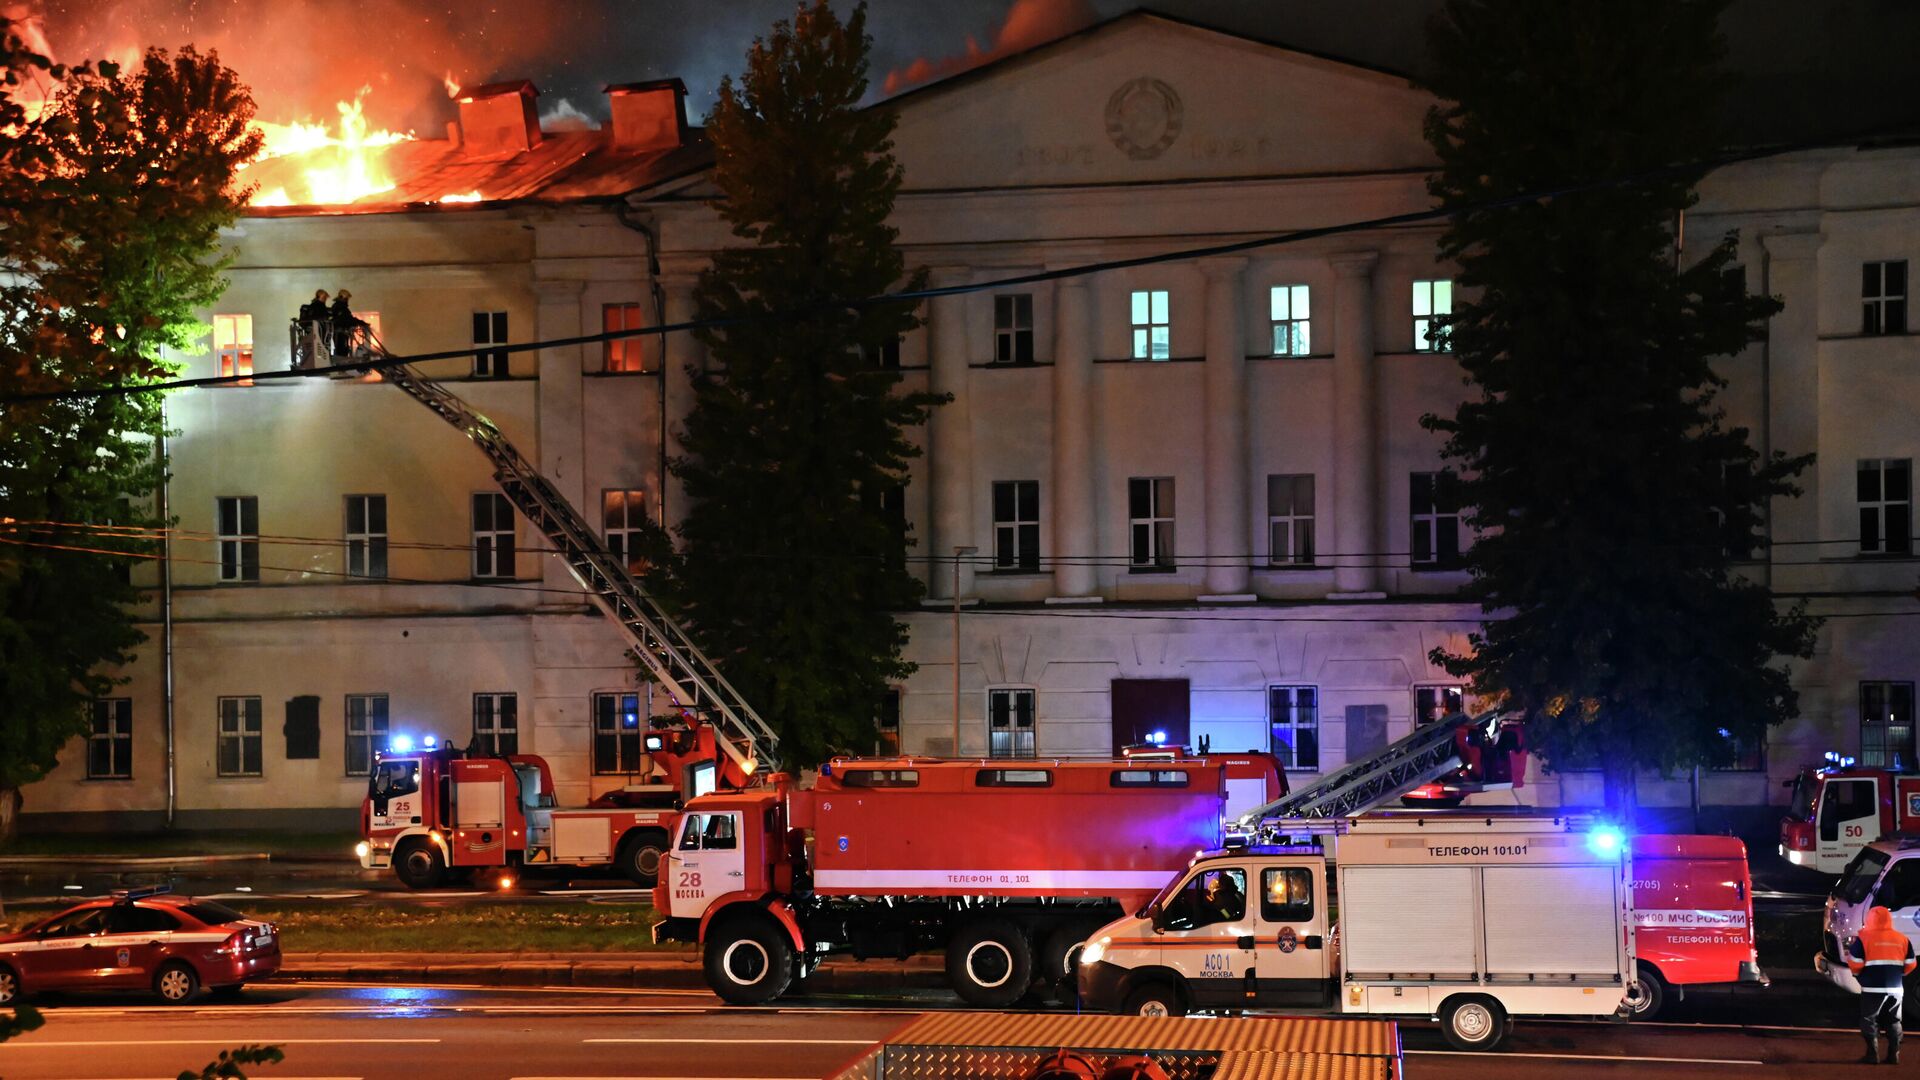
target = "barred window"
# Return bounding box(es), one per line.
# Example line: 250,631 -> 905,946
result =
88,698 -> 132,779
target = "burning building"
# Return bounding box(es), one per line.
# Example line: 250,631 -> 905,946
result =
19,12 -> 1920,832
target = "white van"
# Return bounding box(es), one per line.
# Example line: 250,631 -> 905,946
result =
1815,836 -> 1920,1019
1076,815 -> 1636,1050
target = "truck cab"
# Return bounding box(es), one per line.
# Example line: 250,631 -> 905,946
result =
1779,762 -> 1920,874
1816,837 -> 1920,1018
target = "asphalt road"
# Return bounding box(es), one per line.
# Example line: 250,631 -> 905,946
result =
0,980 -> 1894,1080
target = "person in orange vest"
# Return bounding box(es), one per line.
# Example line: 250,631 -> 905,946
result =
1847,905 -> 1916,1064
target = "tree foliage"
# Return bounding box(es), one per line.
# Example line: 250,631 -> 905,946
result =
1419,0 -> 1819,807
670,1 -> 941,766
0,20 -> 260,832
177,1045 -> 285,1080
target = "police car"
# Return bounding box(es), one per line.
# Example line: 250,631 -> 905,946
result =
0,886 -> 281,1004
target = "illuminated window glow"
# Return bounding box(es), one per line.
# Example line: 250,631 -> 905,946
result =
1130,289 -> 1170,360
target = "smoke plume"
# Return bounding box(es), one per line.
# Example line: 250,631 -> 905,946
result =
882,0 -> 1096,97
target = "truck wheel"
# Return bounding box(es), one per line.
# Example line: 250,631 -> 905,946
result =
704,917 -> 794,1006
1122,981 -> 1186,1018
1440,995 -> 1508,1051
617,830 -> 667,887
946,918 -> 1034,1008
393,841 -> 447,890
1625,963 -> 1667,1020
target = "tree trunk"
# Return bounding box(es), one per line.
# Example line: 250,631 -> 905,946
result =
0,786 -> 19,848
1601,763 -> 1638,822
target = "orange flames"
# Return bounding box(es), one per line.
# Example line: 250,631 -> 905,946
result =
241,87 -> 415,207
883,0 -> 1095,95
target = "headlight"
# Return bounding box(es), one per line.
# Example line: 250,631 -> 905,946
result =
354,841 -> 371,859
1079,936 -> 1111,966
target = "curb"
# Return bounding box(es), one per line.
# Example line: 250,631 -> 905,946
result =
0,853 -> 273,868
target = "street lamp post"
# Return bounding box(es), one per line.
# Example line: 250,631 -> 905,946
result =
952,545 -> 977,757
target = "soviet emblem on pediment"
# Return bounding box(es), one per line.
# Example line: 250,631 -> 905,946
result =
1105,77 -> 1183,160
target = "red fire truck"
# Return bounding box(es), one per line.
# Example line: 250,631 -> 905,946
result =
357,723 -> 749,889
652,754 -> 1281,1007
1778,758 -> 1920,874
1625,834 -> 1766,1018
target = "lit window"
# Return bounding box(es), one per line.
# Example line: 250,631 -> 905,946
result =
1858,459 -> 1912,556
1269,686 -> 1317,770
1415,685 -> 1464,726
216,496 -> 259,583
994,294 -> 1034,365
213,314 -> 253,380
992,480 -> 1040,572
1130,290 -> 1170,360
602,489 -> 649,574
473,311 -> 509,378
1413,279 -> 1452,352
1409,472 -> 1462,569
1861,681 -> 1916,769
1270,285 -> 1311,356
473,692 -> 518,756
1266,474 -> 1315,566
216,696 -> 263,778
1864,261 -> 1908,336
345,694 -> 389,776
345,494 -> 387,579
988,688 -> 1037,759
472,492 -> 516,579
1128,477 -> 1175,570
604,303 -> 648,372
88,698 -> 132,780
593,691 -> 645,775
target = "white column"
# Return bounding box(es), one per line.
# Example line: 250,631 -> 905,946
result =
1050,273 -> 1099,600
660,274 -> 702,537
927,266 -> 976,600
535,278 -> 587,596
1329,251 -> 1381,596
1201,257 -> 1252,598
1761,231 -> 1822,565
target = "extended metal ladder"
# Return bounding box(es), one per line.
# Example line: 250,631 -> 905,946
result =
379,360 -> 780,778
1237,709 -> 1514,829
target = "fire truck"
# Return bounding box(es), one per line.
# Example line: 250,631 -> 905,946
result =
1779,757 -> 1920,873
1624,834 -> 1765,1019
357,723 -> 749,888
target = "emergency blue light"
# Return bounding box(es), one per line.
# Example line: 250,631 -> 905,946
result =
1148,730 -> 1167,745
1586,826 -> 1625,857
422,735 -> 438,750
390,734 -> 415,754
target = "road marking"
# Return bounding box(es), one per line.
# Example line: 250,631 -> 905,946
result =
582,1039 -> 874,1045
1407,1050 -> 1762,1065
3,1039 -> 440,1047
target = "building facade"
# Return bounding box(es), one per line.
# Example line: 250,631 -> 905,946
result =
22,14 -> 1920,830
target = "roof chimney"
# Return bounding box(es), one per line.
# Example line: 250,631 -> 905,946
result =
457,80 -> 540,157
605,78 -> 687,153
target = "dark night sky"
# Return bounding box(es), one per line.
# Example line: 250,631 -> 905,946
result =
27,0 -> 1916,144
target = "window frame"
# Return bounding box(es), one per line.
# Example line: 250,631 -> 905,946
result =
602,302 -> 649,373
216,696 -> 263,778
1863,260 -> 1909,336
1409,471 -> 1463,570
344,693 -> 390,777
215,496 -> 260,583
472,310 -> 510,378
1129,289 -> 1171,361
993,293 -> 1035,365
472,492 -> 516,580
986,687 -> 1038,759
1266,473 -> 1316,567
592,690 -> 646,776
1260,866 -> 1315,924
876,688 -> 901,756
991,480 -> 1041,573
1415,685 -> 1465,727
1857,458 -> 1912,556
1412,279 -> 1453,353
473,692 -> 519,756
1128,476 -> 1176,571
87,697 -> 133,780
1268,685 -> 1319,771
344,494 -> 388,579
602,488 -> 649,574
213,314 -> 254,380
1270,284 -> 1311,357
1860,681 -> 1917,770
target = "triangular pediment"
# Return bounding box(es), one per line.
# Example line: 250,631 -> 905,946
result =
885,12 -> 1437,190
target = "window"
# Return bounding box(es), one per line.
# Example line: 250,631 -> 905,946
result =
1161,867 -> 1246,931
988,688 -> 1036,759
862,336 -> 902,369
213,314 -> 253,379
345,693 -> 389,777
88,698 -> 132,779
593,691 -> 644,775
976,768 -> 1052,787
472,492 -> 516,579
215,496 -> 259,583
1864,260 -> 1908,336
1261,866 -> 1314,923
1130,289 -> 1170,360
876,688 -> 901,756
1268,686 -> 1318,770
1128,477 -> 1175,570
1110,768 -> 1189,788
1270,285 -> 1311,356
603,302 -> 648,373
1413,279 -> 1453,352
1266,474 -> 1315,566
1709,726 -> 1765,772
1409,472 -> 1462,569
473,692 -> 518,756
345,494 -> 388,579
1858,459 -> 1912,556
110,906 -> 181,934
216,696 -> 263,778
840,768 -> 919,788
472,311 -> 509,378
1861,681 -> 1916,769
1416,685 -> 1464,727
994,294 -> 1034,365
1875,858 -> 1920,912
602,489 -> 649,574
992,481 -> 1040,572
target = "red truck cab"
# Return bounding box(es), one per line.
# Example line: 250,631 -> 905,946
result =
1779,762 -> 1920,874
1627,834 -> 1766,1018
